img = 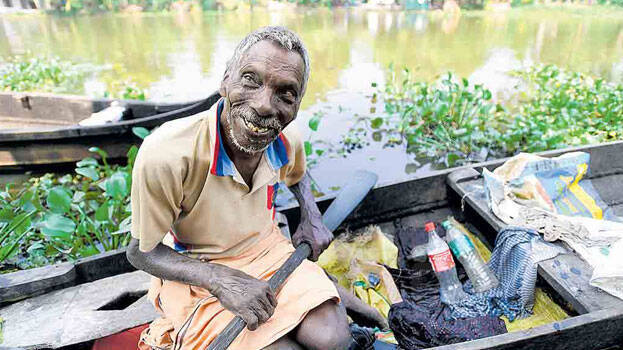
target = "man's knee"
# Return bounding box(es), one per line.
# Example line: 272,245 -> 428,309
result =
295,300 -> 351,350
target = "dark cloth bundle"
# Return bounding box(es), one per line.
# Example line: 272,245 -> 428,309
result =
387,224 -> 507,349
388,300 -> 507,350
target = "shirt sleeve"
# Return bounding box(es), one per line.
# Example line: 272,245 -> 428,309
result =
281,124 -> 307,187
131,135 -> 184,252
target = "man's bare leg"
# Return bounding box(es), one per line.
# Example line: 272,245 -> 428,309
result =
293,300 -> 352,350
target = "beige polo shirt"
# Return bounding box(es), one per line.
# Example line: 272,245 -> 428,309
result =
130,98 -> 306,259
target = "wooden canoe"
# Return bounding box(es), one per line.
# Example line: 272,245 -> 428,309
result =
0,91 -> 221,173
2,141 -> 623,349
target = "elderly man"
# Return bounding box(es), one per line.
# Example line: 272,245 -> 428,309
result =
126,27 -> 354,350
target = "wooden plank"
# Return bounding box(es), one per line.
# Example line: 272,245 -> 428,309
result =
0,271 -> 156,349
447,169 -> 623,314
0,248 -> 133,305
432,307 -> 623,350
0,262 -> 75,305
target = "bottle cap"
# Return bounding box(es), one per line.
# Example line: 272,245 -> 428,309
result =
441,220 -> 451,230
424,222 -> 435,233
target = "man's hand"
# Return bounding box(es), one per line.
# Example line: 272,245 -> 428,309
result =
288,172 -> 334,261
292,213 -> 332,261
207,264 -> 277,331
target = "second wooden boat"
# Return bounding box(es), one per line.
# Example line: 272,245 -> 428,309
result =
0,91 -> 221,172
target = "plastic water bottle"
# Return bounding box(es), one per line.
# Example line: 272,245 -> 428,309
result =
425,222 -> 467,305
442,221 -> 499,293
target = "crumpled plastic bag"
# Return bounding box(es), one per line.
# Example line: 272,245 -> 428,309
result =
317,225 -> 401,318
483,151 -> 623,300
350,260 -> 403,318
318,225 -> 398,290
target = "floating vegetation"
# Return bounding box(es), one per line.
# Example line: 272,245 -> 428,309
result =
0,55 -> 147,100
0,128 -> 148,273
334,65 -> 623,167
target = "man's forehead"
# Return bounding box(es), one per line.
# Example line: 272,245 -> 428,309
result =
238,41 -> 305,82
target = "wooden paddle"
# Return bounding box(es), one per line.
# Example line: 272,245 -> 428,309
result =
206,170 -> 378,350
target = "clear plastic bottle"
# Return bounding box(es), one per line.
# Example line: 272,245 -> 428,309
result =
442,220 -> 499,293
425,222 -> 467,305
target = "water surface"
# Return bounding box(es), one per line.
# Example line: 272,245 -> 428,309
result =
1,7 -> 623,189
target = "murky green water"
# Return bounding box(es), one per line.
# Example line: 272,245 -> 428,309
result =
1,7 -> 623,189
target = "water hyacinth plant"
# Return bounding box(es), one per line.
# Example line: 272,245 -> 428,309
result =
0,55 -> 147,100
337,65 -> 623,167
501,65 -> 623,153
0,128 -> 148,273
0,55 -> 93,94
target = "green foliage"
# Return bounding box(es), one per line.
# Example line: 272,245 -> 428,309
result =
0,55 -> 93,94
501,65 -> 623,153
0,55 -> 147,100
104,80 -> 147,101
339,64 -> 623,167
0,127 -> 149,272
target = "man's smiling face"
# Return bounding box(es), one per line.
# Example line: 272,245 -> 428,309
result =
220,40 -> 306,154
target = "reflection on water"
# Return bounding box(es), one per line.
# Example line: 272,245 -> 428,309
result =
1,8 -> 623,188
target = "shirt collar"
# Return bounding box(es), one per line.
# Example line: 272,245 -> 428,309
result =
210,98 -> 291,177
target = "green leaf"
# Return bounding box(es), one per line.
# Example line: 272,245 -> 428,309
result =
304,141 -> 313,157
88,147 -> 109,159
127,145 -> 139,167
372,131 -> 382,142
106,171 -> 129,200
446,153 -> 460,167
75,167 -> 100,181
46,187 -> 72,214
78,245 -> 100,257
308,115 -> 321,132
0,209 -> 14,223
41,213 -> 75,240
76,157 -> 98,168
370,117 -> 383,129
483,90 -> 492,100
132,127 -> 150,139
462,78 -> 469,87
95,201 -> 111,222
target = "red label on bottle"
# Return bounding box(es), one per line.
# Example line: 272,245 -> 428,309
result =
428,250 -> 455,272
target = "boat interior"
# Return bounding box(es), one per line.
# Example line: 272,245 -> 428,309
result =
1,142 -> 623,349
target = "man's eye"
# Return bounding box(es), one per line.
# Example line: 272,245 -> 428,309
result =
281,91 -> 295,104
242,73 -> 257,84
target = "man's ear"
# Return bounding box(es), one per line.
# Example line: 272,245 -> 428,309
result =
219,70 -> 230,97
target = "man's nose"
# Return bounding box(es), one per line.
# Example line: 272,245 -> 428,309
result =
250,88 -> 276,117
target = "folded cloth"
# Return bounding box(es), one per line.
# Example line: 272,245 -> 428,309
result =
448,227 -> 566,321
388,300 -> 507,350
386,266 -> 507,350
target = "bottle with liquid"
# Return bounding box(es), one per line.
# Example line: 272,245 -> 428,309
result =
442,220 -> 499,293
425,222 -> 467,304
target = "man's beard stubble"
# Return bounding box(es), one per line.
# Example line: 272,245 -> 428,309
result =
226,103 -> 284,154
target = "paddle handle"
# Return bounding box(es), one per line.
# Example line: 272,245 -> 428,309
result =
206,243 -> 312,350
206,170 -> 377,350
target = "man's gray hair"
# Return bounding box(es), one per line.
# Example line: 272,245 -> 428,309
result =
225,26 -> 311,95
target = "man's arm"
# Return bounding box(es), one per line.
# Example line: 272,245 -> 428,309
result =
126,238 -> 277,331
288,172 -> 333,261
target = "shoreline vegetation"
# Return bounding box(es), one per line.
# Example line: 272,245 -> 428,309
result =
308,64 -> 623,168
1,53 -> 623,272
0,0 -> 622,15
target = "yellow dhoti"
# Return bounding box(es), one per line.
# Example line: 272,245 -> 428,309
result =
139,225 -> 340,350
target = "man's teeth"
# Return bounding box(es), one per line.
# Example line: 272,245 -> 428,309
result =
243,119 -> 269,133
